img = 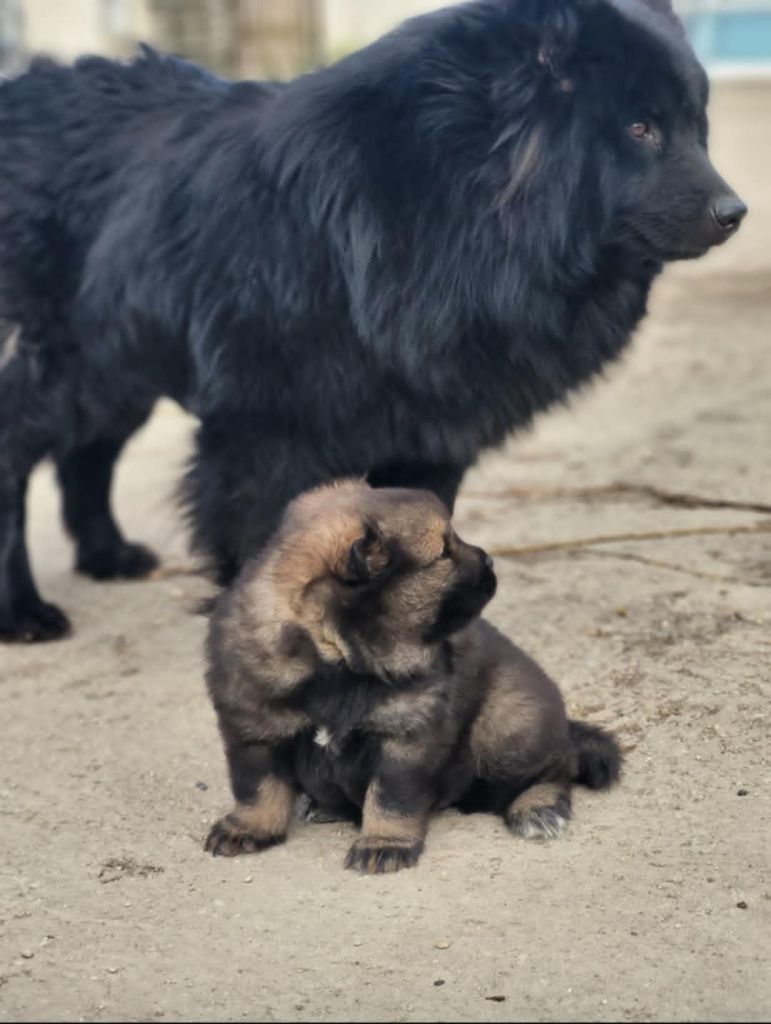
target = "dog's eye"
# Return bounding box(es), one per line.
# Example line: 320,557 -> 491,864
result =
627,121 -> 661,147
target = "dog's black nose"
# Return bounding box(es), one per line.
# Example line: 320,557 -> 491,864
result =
712,196 -> 748,233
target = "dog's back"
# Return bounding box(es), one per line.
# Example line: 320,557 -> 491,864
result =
0,48 -> 277,339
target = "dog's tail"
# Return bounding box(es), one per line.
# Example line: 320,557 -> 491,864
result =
568,720 -> 622,790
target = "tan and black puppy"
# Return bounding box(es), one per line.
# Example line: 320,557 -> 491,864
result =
204,480 -> 621,873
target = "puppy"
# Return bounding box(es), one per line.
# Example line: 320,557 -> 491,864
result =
204,480 -> 621,873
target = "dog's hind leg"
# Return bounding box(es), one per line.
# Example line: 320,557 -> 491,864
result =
368,460 -> 466,513
183,422 -> 334,585
56,403 -> 159,581
0,471 -> 71,642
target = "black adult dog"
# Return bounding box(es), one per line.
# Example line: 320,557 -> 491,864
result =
0,0 -> 746,641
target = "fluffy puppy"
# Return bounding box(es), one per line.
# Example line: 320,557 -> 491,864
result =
205,480 -> 621,873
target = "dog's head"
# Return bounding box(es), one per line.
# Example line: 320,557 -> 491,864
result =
400,0 -> 746,263
591,0 -> 747,260
267,480 -> 496,675
521,0 -> 746,259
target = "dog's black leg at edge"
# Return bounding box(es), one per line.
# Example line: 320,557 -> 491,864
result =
368,460 -> 466,515
186,420 -> 470,588
0,471 -> 71,642
57,404 -> 159,581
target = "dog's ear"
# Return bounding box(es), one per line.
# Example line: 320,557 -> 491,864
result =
641,0 -> 674,15
341,523 -> 390,585
636,0 -> 685,36
534,1 -> 583,89
277,623 -> 318,664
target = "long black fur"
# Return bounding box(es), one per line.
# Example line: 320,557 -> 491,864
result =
568,719 -> 622,790
0,0 -> 745,639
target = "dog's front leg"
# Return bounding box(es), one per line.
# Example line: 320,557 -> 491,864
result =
205,737 -> 296,858
345,741 -> 435,874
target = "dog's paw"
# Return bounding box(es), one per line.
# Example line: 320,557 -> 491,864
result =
77,541 -> 159,581
204,815 -> 287,858
506,797 -> 571,840
345,837 -> 424,874
295,794 -> 350,825
0,600 -> 71,643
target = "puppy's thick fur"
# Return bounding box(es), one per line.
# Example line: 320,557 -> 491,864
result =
205,481 -> 621,872
0,0 -> 745,641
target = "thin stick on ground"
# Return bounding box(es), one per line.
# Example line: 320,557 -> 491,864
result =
573,548 -> 771,588
463,481 -> 771,515
488,520 -> 771,558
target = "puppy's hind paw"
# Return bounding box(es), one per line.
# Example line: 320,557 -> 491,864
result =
345,837 -> 424,874
204,815 -> 286,858
506,797 -> 571,841
295,793 -> 352,825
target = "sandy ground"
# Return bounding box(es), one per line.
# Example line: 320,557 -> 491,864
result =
1,82 -> 770,1024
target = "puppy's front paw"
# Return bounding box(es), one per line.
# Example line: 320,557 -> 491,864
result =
204,815 -> 287,857
345,837 -> 424,874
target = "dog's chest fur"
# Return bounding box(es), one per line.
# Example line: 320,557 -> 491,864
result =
288,662 -> 439,752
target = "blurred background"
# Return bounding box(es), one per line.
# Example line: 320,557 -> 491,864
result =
1,0 -> 771,79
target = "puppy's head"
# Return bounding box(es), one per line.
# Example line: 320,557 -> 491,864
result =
270,479 -> 496,674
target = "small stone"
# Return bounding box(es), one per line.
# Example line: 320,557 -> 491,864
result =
106,966 -> 119,974
485,995 -> 506,1003
434,940 -> 451,950
737,788 -> 749,796
433,979 -> 446,987
20,950 -> 34,959
736,901 -> 748,910
195,781 -> 208,791
243,876 -> 253,884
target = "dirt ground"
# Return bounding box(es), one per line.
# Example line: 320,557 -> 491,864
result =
1,82 -> 770,1024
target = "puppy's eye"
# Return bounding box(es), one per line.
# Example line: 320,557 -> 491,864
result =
627,120 -> 661,147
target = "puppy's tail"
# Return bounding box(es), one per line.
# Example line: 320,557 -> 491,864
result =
568,720 -> 622,791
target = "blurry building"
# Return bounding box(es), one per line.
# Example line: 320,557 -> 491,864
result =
6,0 -> 325,76
2,1 -> 771,78
677,1 -> 771,76
323,0 -> 441,58
0,0 -> 24,71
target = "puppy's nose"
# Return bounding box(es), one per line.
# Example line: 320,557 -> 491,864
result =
712,195 -> 748,233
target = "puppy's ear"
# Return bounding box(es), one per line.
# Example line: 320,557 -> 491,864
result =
277,623 -> 318,664
342,524 -> 390,585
